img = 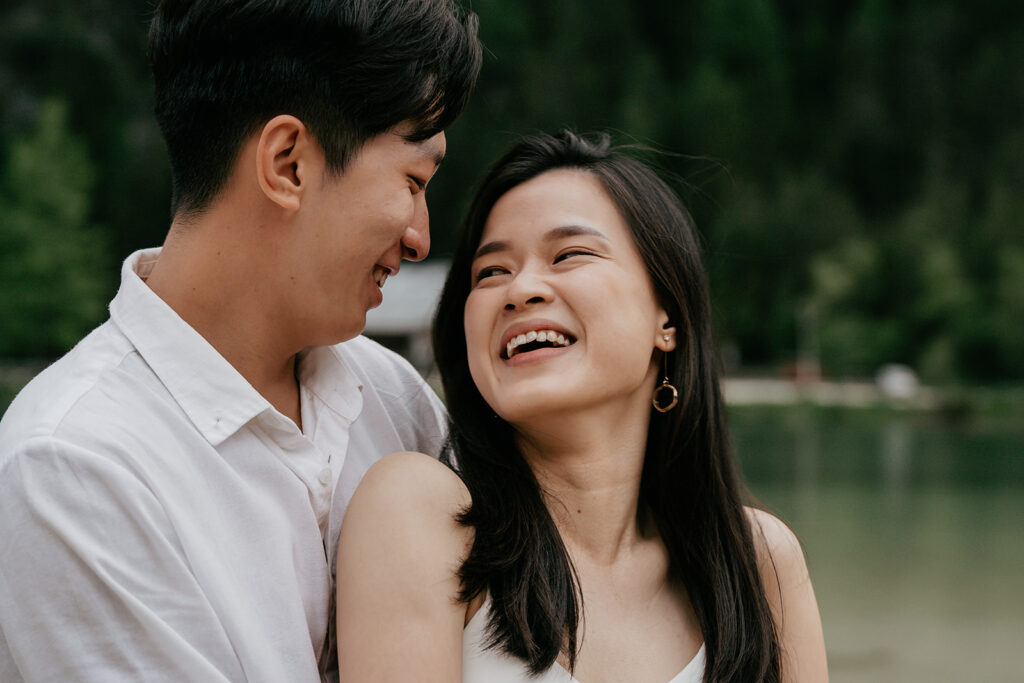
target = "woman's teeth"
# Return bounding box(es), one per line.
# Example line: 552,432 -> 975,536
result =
505,329 -> 574,359
373,267 -> 389,288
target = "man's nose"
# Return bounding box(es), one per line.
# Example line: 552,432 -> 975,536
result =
402,196 -> 430,262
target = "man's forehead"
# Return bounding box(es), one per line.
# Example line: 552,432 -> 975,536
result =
401,130 -> 446,169
391,121 -> 445,158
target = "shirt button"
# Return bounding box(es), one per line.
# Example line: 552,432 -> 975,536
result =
318,468 -> 332,486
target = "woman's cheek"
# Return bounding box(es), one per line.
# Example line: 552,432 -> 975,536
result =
463,300 -> 492,392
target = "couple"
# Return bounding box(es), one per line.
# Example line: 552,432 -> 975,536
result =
0,1 -> 826,682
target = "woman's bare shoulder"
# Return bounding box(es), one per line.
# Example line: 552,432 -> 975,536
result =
356,451 -> 472,514
744,506 -> 829,682
336,453 -> 475,680
744,507 -> 806,577
340,451 -> 473,564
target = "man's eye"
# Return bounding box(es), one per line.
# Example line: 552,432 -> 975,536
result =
409,176 -> 427,192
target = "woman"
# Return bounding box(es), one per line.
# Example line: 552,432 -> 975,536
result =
336,131 -> 828,682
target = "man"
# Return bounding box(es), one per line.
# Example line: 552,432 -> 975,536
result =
0,1 -> 481,680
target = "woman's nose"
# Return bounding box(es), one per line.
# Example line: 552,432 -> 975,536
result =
503,269 -> 552,311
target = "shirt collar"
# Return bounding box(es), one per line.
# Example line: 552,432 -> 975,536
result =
296,346 -> 364,424
110,249 -> 366,445
110,248 -> 272,447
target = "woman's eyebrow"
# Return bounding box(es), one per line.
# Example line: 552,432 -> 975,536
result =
543,224 -> 609,242
473,240 -> 509,261
473,225 -> 609,261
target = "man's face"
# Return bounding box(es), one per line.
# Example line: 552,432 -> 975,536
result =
283,123 -> 446,346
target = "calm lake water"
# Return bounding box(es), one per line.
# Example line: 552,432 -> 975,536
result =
730,406 -> 1024,683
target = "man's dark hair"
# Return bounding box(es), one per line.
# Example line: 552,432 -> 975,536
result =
434,131 -> 783,681
148,0 -> 482,216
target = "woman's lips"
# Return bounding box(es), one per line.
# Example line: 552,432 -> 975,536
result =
504,328 -> 576,360
505,342 -> 574,366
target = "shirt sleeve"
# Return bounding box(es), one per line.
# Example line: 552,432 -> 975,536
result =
345,336 -> 449,459
407,372 -> 449,459
0,437 -> 242,682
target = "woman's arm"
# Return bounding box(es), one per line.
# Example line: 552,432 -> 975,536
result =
747,508 -> 830,683
336,452 -> 474,682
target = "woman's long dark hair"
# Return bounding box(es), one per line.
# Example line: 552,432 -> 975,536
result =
433,131 -> 781,682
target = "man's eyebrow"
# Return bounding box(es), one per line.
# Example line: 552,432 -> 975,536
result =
472,225 -> 608,261
416,139 -> 445,169
428,148 -> 445,169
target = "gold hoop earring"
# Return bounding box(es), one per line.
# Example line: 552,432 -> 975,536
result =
651,349 -> 678,413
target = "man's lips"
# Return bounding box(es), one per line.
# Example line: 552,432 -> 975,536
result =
372,264 -> 396,288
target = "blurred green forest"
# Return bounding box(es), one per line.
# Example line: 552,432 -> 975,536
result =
1,0 -> 1022,381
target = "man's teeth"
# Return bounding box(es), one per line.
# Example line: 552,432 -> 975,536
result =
374,269 -> 388,288
505,329 -> 573,358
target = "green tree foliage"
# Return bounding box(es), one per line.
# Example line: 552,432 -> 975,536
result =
453,0 -> 1024,382
0,99 -> 108,356
0,0 -> 171,261
0,0 -> 1021,380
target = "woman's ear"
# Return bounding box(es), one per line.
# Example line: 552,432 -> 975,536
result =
656,313 -> 677,352
255,115 -> 313,211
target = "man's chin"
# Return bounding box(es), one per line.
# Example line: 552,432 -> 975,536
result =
336,320 -> 368,344
306,316 -> 367,348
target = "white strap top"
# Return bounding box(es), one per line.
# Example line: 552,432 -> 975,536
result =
462,596 -> 706,683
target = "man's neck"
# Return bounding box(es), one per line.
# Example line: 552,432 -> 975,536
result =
144,216 -> 305,430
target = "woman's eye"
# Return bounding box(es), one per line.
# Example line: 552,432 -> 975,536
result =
554,250 -> 593,263
474,266 -> 507,283
409,176 -> 427,192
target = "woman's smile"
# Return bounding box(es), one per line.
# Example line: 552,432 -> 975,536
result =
500,320 -> 578,360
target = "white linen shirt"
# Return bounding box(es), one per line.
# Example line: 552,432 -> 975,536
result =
0,248 -> 447,682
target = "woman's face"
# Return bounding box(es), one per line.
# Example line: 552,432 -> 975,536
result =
464,169 -> 675,425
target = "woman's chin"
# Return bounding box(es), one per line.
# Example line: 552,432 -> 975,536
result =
494,394 -> 607,428
491,395 -> 573,427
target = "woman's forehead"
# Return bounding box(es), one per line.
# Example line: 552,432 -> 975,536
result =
481,170 -> 624,242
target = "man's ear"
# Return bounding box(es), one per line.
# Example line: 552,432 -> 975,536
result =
256,115 -> 315,211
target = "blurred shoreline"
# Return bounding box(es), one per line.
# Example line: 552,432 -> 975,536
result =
723,376 -> 1024,421
3,359 -> 1022,419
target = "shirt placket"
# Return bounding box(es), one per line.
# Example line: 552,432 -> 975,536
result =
254,414 -> 334,540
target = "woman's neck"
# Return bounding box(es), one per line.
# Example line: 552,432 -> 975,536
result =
517,405 -> 653,565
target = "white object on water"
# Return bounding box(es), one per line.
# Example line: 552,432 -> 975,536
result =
876,364 -> 920,400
